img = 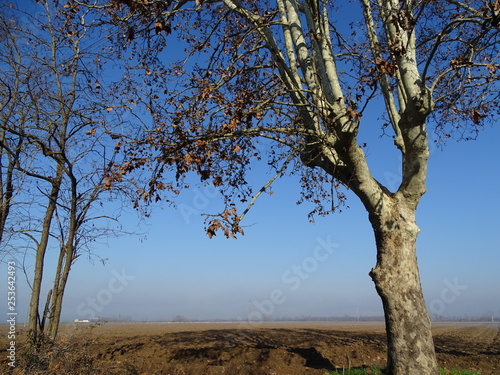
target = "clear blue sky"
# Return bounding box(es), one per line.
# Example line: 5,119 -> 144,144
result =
7,120 -> 499,323
2,0 -> 499,324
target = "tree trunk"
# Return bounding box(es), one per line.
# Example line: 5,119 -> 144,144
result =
40,289 -> 52,333
28,166 -> 64,346
369,196 -> 439,375
46,244 -> 73,339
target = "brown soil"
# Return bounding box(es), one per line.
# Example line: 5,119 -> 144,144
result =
1,321 -> 498,374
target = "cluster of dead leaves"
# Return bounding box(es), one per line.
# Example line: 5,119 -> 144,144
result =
375,57 -> 397,76
206,207 -> 244,239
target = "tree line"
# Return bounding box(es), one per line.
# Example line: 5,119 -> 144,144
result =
0,0 -> 138,346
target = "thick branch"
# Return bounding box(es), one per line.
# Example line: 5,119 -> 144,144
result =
360,0 -> 403,151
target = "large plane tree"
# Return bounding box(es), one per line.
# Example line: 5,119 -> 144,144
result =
86,0 -> 499,374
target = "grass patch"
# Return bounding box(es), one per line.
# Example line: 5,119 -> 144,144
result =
328,367 -> 384,375
328,368 -> 481,375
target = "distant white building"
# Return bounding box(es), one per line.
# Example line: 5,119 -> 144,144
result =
74,316 -> 101,323
73,319 -> 90,323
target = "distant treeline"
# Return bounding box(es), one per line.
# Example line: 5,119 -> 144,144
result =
80,314 -> 498,324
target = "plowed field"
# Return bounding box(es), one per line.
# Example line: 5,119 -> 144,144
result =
1,321 -> 498,374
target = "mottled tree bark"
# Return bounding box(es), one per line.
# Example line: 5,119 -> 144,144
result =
369,195 -> 439,375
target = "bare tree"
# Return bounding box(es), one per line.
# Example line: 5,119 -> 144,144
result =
83,0 -> 499,373
0,22 -> 31,249
0,0 -> 136,345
